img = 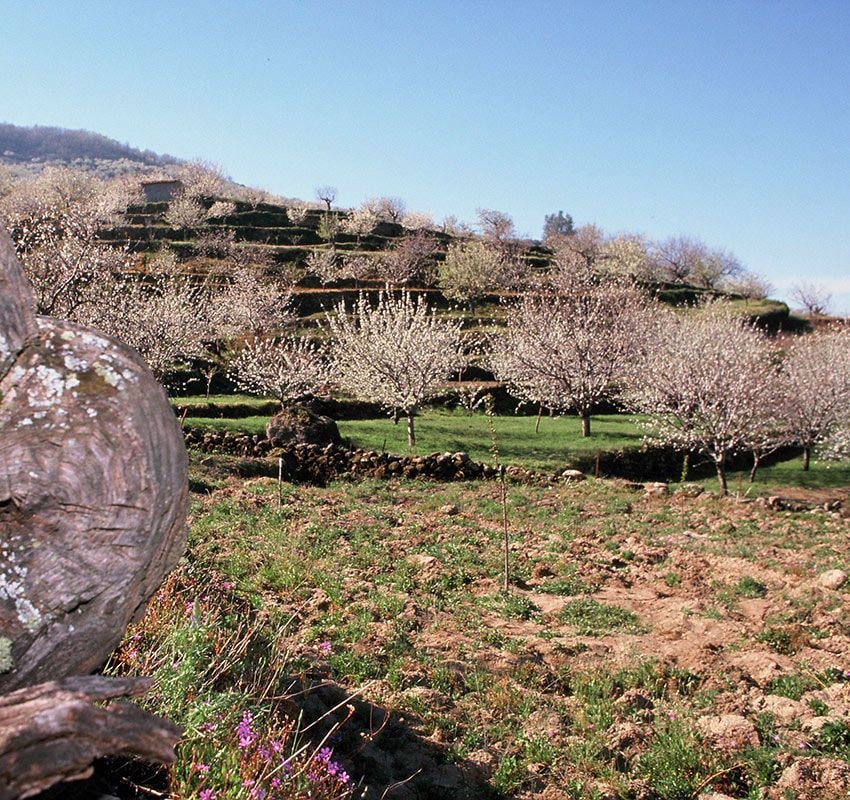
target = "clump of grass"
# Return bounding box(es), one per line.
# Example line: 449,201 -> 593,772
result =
557,599 -> 645,636
479,590 -> 541,620
735,576 -> 768,598
765,672 -> 817,700
756,625 -> 800,655
663,571 -> 681,588
636,717 -> 720,800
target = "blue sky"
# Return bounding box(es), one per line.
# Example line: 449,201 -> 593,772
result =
2,0 -> 849,312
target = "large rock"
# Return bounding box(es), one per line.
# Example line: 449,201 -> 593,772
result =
266,405 -> 341,447
0,229 -> 187,692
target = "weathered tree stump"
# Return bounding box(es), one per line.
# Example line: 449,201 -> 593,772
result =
0,675 -> 181,800
0,226 -> 187,690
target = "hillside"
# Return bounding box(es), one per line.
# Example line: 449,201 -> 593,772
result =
102,192 -> 796,336
0,122 -> 181,176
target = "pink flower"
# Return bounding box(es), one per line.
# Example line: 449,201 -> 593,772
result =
319,640 -> 333,656
199,790 -> 217,800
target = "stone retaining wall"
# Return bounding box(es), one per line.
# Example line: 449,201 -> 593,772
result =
182,425 -> 558,484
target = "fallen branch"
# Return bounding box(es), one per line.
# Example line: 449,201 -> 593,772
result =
0,675 -> 181,800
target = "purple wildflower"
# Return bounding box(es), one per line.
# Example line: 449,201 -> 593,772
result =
199,790 -> 217,800
318,640 -> 333,656
317,746 -> 333,763
237,711 -> 257,749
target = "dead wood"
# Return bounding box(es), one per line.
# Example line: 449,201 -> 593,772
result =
0,675 -> 181,800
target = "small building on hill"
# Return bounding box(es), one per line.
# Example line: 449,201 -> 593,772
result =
141,179 -> 183,203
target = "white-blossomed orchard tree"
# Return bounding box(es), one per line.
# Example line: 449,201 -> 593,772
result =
326,291 -> 466,446
629,303 -> 779,494
81,273 -> 214,383
778,325 -> 850,470
228,336 -> 330,402
0,167 -> 138,318
491,267 -> 659,438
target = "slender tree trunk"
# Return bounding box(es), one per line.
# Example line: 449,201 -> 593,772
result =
500,466 -> 509,593
535,406 -> 543,433
803,446 -> 810,471
715,452 -> 728,496
580,413 -> 591,438
407,410 -> 416,447
749,452 -> 761,483
680,453 -> 691,483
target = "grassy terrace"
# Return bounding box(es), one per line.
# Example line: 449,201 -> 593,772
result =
179,399 -> 850,492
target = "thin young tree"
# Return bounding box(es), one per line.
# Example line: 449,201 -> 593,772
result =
791,282 -> 832,317
325,291 -> 466,446
376,230 -> 438,287
491,267 -> 658,437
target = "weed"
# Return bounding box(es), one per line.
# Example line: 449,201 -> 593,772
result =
816,719 -> 850,759
536,574 -> 589,595
736,576 -> 768,598
492,754 -> 525,794
765,673 -> 817,700
663,571 -> 681,588
637,717 -> 719,800
808,697 -> 829,716
558,599 -> 645,636
756,626 -> 798,655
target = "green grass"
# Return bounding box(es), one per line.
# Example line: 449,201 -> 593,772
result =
557,598 -> 645,636
108,459 -> 850,798
184,415 -> 270,434
180,399 -> 850,490
673,455 -> 850,495
174,393 -> 275,407
338,408 -> 645,473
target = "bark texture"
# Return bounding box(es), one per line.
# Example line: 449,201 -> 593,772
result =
0,226 -> 188,691
0,675 -> 181,800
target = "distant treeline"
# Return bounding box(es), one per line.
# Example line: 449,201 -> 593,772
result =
0,122 -> 181,168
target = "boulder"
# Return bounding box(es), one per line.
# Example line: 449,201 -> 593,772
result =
0,230 -> 187,693
266,405 -> 341,447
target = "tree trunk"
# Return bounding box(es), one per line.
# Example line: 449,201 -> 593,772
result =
749,452 -> 761,483
0,676 -> 181,800
680,453 -> 691,483
803,446 -> 811,471
715,452 -> 728,496
535,406 -> 543,433
407,410 -> 416,447
0,228 -> 187,692
580,413 -> 591,437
